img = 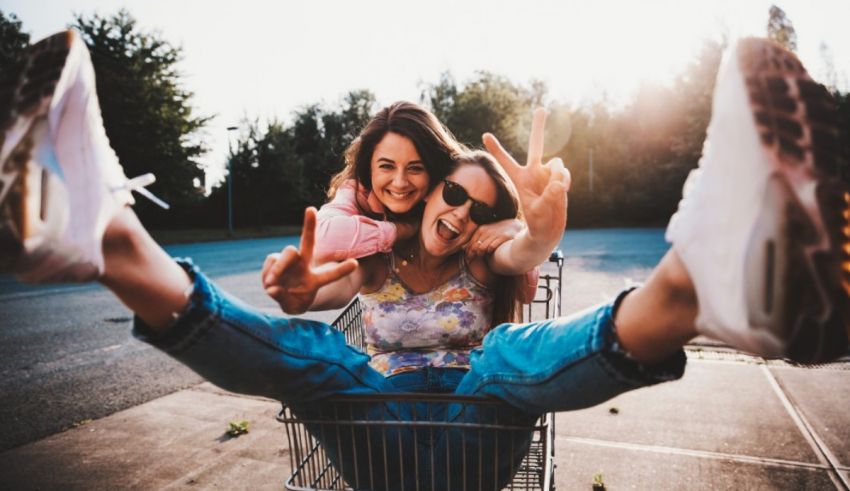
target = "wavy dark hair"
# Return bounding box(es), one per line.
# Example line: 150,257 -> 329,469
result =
452,150 -> 524,326
327,101 -> 465,217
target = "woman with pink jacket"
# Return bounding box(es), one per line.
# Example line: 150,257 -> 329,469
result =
314,101 -> 540,306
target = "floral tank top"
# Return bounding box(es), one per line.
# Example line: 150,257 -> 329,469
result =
360,255 -> 494,377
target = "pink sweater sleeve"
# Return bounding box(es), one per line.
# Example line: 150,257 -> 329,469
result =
315,180 -> 398,263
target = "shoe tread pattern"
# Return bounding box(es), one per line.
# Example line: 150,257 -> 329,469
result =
738,38 -> 849,363
0,31 -> 72,271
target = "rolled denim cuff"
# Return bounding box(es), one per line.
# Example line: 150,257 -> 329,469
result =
132,258 -> 218,353
604,287 -> 687,385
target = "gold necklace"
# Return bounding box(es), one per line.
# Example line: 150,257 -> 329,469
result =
393,247 -> 415,273
393,245 -> 456,293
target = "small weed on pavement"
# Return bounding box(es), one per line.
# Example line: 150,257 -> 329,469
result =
227,420 -> 250,437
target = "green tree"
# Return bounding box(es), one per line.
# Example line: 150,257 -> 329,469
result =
422,71 -> 542,156
207,120 -> 295,228
297,90 -> 376,207
215,120 -> 308,227
0,10 -> 29,72
422,72 -> 458,128
209,90 -> 376,228
71,10 -> 210,227
321,89 -> 376,160
767,5 -> 797,52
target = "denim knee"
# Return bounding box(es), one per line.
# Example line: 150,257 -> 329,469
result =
133,258 -> 391,402
456,289 -> 686,414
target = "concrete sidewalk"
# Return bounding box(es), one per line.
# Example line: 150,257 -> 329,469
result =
1,346 -> 848,490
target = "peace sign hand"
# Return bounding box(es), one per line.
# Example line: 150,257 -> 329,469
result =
262,207 -> 358,314
483,108 -> 571,243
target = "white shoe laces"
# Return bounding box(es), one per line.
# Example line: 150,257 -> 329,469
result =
113,173 -> 171,210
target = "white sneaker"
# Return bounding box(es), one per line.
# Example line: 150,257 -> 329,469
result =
666,38 -> 849,363
0,30 -> 164,283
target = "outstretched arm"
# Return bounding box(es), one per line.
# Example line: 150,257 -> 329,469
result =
314,180 -> 412,262
485,108 -> 571,276
263,207 -> 364,314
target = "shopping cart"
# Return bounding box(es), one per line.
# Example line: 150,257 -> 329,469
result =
278,251 -> 564,490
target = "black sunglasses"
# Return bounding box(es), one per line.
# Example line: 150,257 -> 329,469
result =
441,179 -> 499,225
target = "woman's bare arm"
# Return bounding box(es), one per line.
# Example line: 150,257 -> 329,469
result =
484,109 -> 571,275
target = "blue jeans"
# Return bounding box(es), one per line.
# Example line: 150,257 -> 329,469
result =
134,260 -> 685,488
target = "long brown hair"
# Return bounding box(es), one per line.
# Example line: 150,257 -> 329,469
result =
453,150 -> 524,326
327,101 -> 465,215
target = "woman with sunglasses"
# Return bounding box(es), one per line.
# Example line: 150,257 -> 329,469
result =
314,100 -> 541,304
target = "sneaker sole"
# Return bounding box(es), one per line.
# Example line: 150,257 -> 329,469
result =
740,38 -> 850,363
0,31 -> 72,273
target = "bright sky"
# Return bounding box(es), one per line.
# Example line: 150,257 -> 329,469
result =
6,0 -> 850,183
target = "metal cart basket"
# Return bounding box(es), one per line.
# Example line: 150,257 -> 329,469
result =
278,251 -> 564,490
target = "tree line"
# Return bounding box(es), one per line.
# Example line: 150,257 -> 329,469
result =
1,7 -> 847,230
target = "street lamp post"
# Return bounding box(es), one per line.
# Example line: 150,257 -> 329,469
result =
226,126 -> 238,235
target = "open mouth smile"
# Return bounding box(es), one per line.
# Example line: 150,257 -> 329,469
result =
437,219 -> 460,240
